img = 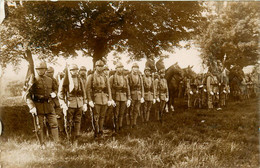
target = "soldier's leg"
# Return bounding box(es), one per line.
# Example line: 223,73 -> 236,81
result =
94,105 -> 101,137
125,106 -> 131,126
133,101 -> 141,126
146,101 -> 152,122
73,107 -> 83,140
55,108 -> 64,133
37,114 -> 45,144
155,102 -> 160,121
99,105 -> 108,135
130,101 -> 135,127
119,101 -> 126,129
143,101 -> 148,123
159,101 -> 166,122
207,93 -> 213,109
114,102 -> 120,132
46,112 -> 59,142
66,108 -> 75,140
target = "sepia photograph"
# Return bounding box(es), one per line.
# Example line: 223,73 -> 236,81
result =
0,0 -> 259,167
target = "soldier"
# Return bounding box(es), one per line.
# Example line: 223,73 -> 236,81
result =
142,67 -> 156,123
58,64 -> 88,143
155,68 -> 169,123
26,60 -> 59,145
145,55 -> 156,74
86,60 -> 113,138
45,66 -> 65,138
156,55 -> 166,72
109,62 -> 131,132
128,63 -> 144,128
79,66 -> 87,86
206,70 -> 215,110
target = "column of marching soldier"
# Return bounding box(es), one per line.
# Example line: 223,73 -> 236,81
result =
25,58 -> 169,145
25,58 -> 258,145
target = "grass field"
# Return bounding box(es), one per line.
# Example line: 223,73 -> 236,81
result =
0,98 -> 259,168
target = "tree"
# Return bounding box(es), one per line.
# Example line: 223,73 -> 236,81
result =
196,2 -> 259,70
1,1 -> 205,68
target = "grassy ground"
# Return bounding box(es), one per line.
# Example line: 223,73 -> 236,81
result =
0,98 -> 259,168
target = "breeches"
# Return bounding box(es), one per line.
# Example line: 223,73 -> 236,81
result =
130,100 -> 141,126
143,101 -> 153,122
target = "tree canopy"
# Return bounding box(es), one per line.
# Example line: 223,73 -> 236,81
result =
196,2 -> 259,70
1,1 -> 205,68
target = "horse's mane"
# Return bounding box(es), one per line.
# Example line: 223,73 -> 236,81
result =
165,64 -> 183,81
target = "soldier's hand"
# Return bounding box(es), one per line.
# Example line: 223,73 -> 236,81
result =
89,101 -> 95,108
189,91 -> 193,95
157,98 -> 160,102
50,92 -> 57,98
210,91 -> 214,95
165,97 -> 169,102
204,89 -> 207,92
108,101 -> 112,106
112,100 -> 116,107
153,99 -> 156,104
140,97 -> 145,104
126,100 -> 131,107
30,107 -> 37,115
83,104 -> 88,112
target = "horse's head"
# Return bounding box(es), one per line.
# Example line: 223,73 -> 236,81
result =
183,65 -> 196,80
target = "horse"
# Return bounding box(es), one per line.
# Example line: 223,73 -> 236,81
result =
165,63 -> 184,111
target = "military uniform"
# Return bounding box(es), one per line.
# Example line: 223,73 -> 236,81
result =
86,60 -> 112,137
45,66 -> 64,137
26,61 -> 59,144
59,64 -> 87,142
128,63 -> 144,128
206,72 -> 215,109
142,67 -> 155,122
145,57 -> 156,73
110,64 -> 131,132
155,69 -> 169,122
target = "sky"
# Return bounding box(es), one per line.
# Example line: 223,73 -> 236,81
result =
2,44 -> 254,84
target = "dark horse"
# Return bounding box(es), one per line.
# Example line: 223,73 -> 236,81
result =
165,63 -> 184,111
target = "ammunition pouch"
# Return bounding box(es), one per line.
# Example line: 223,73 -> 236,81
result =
33,94 -> 50,103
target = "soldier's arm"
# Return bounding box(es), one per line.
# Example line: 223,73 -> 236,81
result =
126,76 -> 131,100
52,77 -> 58,95
140,75 -> 144,98
152,78 -> 156,99
106,76 -> 112,101
80,78 -> 88,104
206,76 -> 211,92
26,87 -> 35,110
86,75 -> 93,102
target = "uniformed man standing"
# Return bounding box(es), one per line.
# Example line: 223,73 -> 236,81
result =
79,66 -> 87,86
58,64 -> 88,142
145,55 -> 156,74
206,70 -> 215,110
26,61 -> 59,145
109,62 -> 131,132
155,68 -> 169,123
45,66 -> 64,137
156,55 -> 166,72
142,67 -> 156,123
86,60 -> 113,138
128,63 -> 144,128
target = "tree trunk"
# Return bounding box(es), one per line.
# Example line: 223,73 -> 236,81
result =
24,49 -> 34,74
92,39 -> 107,69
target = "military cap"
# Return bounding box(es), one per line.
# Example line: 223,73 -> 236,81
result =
104,65 -> 109,70
69,64 -> 79,70
95,60 -> 104,67
46,66 -> 54,73
144,67 -> 151,72
116,62 -> 124,68
35,61 -> 47,69
132,62 -> 139,68
159,68 -> 166,74
79,66 -> 87,71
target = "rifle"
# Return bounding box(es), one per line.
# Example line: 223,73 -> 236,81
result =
32,113 -> 41,144
89,107 -> 96,133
